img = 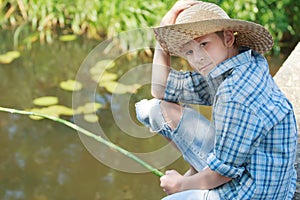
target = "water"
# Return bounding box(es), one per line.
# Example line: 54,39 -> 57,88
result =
0,31 -> 186,200
0,31 -> 299,199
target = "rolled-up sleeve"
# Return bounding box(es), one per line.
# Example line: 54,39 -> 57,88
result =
164,69 -> 212,105
207,101 -> 264,178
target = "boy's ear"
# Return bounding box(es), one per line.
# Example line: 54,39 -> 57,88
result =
223,30 -> 235,47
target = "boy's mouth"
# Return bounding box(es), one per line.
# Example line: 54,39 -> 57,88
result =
199,62 -> 213,72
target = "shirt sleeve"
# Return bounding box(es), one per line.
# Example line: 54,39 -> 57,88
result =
163,69 -> 213,105
207,101 -> 265,178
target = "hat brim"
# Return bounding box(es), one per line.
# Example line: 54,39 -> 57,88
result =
153,19 -> 273,55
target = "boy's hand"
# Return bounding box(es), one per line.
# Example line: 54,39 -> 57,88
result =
160,0 -> 201,26
160,170 -> 185,195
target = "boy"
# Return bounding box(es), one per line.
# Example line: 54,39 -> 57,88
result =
135,1 -> 298,199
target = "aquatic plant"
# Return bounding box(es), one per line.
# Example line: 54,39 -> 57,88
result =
1,0 -> 299,54
0,0 -> 172,45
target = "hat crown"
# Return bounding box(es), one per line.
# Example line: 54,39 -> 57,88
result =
175,3 -> 230,24
154,2 -> 274,55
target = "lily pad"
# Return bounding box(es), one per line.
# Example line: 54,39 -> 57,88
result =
47,105 -> 74,116
99,81 -> 121,93
83,114 -> 99,123
91,75 -> 100,82
28,105 -> 74,120
59,80 -> 82,91
0,51 -> 21,64
59,34 -> 77,42
33,96 -> 59,106
89,60 -> 116,75
27,107 -> 60,120
100,81 -> 140,94
75,102 -> 102,114
27,108 -> 46,120
91,71 -> 118,83
100,72 -> 118,82
6,51 -> 21,58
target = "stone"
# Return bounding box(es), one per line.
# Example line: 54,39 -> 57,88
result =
274,43 -> 300,133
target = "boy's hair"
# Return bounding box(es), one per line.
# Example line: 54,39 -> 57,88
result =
215,31 -> 238,48
215,31 -> 225,41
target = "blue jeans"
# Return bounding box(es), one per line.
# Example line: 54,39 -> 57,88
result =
135,99 -> 219,200
162,190 -> 220,200
135,98 -> 215,172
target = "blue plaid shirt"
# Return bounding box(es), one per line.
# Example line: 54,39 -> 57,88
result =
164,50 -> 298,199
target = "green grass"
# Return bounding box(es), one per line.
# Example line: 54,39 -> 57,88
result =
1,0 -> 299,54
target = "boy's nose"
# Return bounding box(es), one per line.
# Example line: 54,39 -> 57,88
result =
194,47 -> 209,63
194,52 -> 205,63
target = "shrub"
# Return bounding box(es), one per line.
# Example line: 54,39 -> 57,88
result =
0,0 -> 299,54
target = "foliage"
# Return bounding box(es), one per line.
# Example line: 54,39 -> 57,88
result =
0,0 -> 299,54
0,50 -> 20,63
0,0 -> 172,43
212,0 -> 300,54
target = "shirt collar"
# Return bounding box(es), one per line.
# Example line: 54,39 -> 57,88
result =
209,49 -> 252,79
202,49 -> 253,99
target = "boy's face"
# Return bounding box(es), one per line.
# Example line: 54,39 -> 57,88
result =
180,32 -> 230,76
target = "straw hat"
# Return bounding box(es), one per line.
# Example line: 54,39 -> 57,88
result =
153,2 -> 274,55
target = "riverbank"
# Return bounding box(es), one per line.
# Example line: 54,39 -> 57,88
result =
274,42 -> 300,199
274,42 -> 300,132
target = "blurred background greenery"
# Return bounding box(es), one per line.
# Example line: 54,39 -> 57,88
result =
1,0 -> 299,54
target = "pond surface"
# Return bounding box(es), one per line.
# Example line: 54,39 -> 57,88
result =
0,31 -> 186,200
0,30 -> 299,200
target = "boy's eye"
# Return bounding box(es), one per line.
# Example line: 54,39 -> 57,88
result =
200,42 -> 208,47
186,50 -> 193,55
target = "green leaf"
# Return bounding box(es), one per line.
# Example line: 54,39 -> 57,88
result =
0,51 -> 21,64
59,80 -> 82,91
99,81 -> 123,93
101,72 -> 118,82
33,96 -> 59,106
99,81 -> 140,94
83,114 -> 99,123
59,34 -> 77,42
47,105 -> 74,116
28,105 -> 74,120
0,55 -> 13,64
6,51 -> 21,59
89,60 -> 116,75
75,102 -> 102,114
91,71 -> 118,83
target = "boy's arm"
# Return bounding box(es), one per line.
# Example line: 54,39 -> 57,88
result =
183,165 -> 197,176
160,167 -> 232,195
151,43 -> 171,99
151,0 -> 201,99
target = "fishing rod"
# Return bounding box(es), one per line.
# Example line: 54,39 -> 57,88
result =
0,106 -> 164,177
